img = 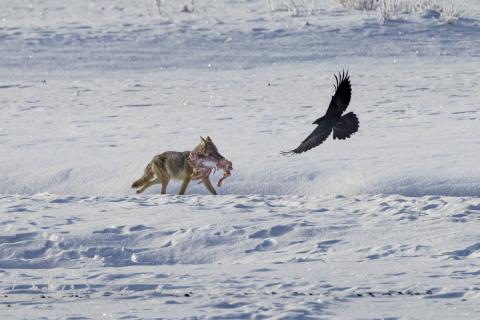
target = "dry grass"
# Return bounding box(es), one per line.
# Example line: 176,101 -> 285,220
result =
266,0 -> 317,16
334,0 -> 465,24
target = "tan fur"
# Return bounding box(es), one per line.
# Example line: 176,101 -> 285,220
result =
131,137 -> 220,195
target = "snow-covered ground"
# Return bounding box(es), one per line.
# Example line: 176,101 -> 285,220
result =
1,193 -> 480,319
1,0 -> 479,319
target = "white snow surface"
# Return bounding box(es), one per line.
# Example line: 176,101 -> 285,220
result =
1,0 -> 480,319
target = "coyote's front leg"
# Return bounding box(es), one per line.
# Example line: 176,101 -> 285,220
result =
202,177 -> 217,195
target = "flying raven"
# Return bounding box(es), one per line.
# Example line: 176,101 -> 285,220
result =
281,70 -> 359,155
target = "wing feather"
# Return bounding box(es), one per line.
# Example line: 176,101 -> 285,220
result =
325,70 -> 351,117
281,121 -> 333,155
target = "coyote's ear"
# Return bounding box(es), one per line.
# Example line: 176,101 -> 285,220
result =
206,136 -> 212,142
200,136 -> 207,143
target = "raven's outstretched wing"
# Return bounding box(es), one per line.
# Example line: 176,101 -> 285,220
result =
281,121 -> 333,155
325,70 -> 351,117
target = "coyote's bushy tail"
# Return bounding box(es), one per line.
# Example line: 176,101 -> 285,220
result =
131,163 -> 153,188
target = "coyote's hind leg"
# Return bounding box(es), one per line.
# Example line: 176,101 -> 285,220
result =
160,175 -> 169,194
178,176 -> 191,195
150,161 -> 170,195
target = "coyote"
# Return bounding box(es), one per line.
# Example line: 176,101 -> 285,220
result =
132,136 -> 231,195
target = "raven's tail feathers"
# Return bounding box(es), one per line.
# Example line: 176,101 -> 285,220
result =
333,112 -> 359,140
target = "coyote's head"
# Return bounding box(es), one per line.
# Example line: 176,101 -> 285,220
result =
194,136 -> 225,160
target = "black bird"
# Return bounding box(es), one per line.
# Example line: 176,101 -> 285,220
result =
281,70 -> 359,155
